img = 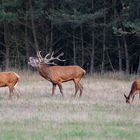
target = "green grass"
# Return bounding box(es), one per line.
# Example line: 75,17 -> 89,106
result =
0,107 -> 140,140
0,72 -> 140,140
56,122 -> 140,140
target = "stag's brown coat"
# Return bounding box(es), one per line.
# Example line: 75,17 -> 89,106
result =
28,51 -> 86,97
37,64 -> 85,96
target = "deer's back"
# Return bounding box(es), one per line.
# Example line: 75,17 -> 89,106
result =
135,79 -> 140,90
40,65 -> 85,82
0,72 -> 20,87
50,66 -> 85,81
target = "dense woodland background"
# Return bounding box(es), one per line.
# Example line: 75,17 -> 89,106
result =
0,0 -> 140,74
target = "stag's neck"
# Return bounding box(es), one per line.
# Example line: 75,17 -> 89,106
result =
38,64 -> 48,73
38,64 -> 51,80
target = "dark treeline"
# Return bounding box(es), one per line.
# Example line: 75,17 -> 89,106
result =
0,0 -> 140,74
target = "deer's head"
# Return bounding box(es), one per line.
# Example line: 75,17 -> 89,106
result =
28,51 -> 65,67
124,94 -> 130,104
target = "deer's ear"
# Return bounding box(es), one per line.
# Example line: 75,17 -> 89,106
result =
124,94 -> 127,99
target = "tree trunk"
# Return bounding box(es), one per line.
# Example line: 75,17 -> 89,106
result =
49,22 -> 53,52
29,0 -> 39,51
101,40 -> 106,73
112,0 -> 122,72
106,50 -> 115,72
90,30 -> 95,74
137,56 -> 140,74
80,25 -> 84,67
4,23 -> 10,70
49,0 -> 54,52
123,35 -> 129,73
73,29 -> 76,65
112,0 -> 118,17
101,0 -> 106,74
117,38 -> 122,71
25,1 -> 29,69
90,0 -> 95,74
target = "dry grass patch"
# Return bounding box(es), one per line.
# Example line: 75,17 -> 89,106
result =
0,71 -> 140,140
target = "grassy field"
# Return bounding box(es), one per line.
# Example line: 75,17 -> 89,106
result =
0,71 -> 140,140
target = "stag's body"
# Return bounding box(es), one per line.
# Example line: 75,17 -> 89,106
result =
0,72 -> 20,99
28,51 -> 86,97
38,65 -> 85,96
124,79 -> 140,103
38,65 -> 85,82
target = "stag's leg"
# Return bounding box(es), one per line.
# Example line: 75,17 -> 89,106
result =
57,83 -> 64,96
74,83 -> 79,97
52,83 -> 56,96
73,79 -> 80,97
14,87 -> 21,99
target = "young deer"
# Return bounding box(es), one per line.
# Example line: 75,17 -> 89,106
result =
0,71 -> 20,99
28,51 -> 86,97
124,79 -> 140,104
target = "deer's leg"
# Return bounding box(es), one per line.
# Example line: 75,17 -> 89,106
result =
14,87 -> 21,99
131,95 -> 135,103
74,79 -> 80,97
52,83 -> 56,96
130,88 -> 136,103
57,83 -> 64,96
8,86 -> 14,99
131,91 -> 138,103
79,83 -> 83,97
74,83 -> 79,97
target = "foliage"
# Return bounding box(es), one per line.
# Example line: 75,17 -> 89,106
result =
0,11 -> 18,23
47,8 -> 107,24
0,0 -> 139,74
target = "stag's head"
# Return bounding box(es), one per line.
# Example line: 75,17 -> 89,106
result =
124,94 -> 130,104
28,51 -> 65,67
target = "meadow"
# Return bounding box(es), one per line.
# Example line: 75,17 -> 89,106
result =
0,71 -> 140,140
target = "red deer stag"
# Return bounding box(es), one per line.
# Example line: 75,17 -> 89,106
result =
0,72 -> 20,99
28,51 -> 86,97
124,79 -> 140,104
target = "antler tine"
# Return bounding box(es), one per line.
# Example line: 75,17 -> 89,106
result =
50,51 -> 54,57
47,61 -> 57,65
44,51 -> 56,62
43,51 -> 65,64
43,51 -> 54,63
49,52 -> 65,62
37,51 -> 43,62
55,52 -> 65,62
44,53 -> 51,60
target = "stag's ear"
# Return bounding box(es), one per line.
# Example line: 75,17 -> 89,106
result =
124,94 -> 127,99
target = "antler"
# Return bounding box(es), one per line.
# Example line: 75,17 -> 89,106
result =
44,51 -> 65,65
37,51 -> 43,62
37,51 -> 65,65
